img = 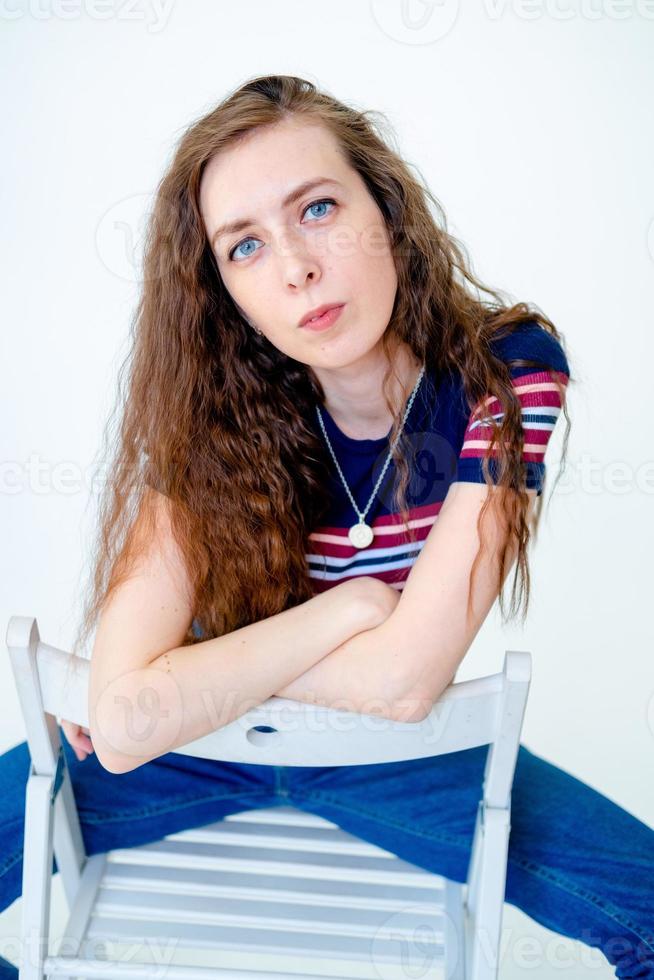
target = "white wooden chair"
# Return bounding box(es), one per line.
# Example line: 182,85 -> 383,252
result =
6,614 -> 531,980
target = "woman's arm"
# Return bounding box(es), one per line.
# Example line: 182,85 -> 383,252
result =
88,492 -> 389,774
272,582 -> 421,721
90,579 -> 383,775
273,484 -> 534,723
272,622 -> 412,718
278,484 -> 534,726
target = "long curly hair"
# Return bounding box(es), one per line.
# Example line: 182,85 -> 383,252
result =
71,72 -> 573,664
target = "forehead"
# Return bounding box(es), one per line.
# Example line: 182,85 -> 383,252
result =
199,120 -> 351,226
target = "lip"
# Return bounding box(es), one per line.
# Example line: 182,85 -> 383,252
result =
299,303 -> 345,331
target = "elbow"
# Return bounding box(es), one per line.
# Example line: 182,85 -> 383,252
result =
390,653 -> 458,725
89,727 -> 142,774
91,742 -> 132,775
88,665 -> 176,774
390,688 -> 434,724
87,703 -> 135,774
87,711 -> 118,773
391,671 -> 449,724
100,756 -> 130,775
88,710 -> 153,775
89,720 -> 160,774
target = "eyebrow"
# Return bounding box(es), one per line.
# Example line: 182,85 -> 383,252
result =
211,177 -> 343,251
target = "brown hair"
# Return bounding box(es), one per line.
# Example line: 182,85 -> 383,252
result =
72,72 -> 573,664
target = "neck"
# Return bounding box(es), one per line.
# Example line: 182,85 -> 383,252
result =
312,341 -> 423,441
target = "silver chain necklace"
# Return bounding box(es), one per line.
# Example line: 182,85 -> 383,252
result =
315,365 -> 426,549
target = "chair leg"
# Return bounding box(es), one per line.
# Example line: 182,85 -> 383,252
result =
466,800 -> 484,920
19,771 -> 56,980
445,878 -> 467,980
465,802 -> 510,980
52,763 -> 86,908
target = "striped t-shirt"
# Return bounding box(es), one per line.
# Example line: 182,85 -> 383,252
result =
306,320 -> 570,595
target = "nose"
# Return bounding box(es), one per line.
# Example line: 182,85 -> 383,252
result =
274,228 -> 322,290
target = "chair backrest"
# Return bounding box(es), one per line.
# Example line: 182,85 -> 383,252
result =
6,614 -> 531,811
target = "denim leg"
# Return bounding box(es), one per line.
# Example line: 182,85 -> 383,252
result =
0,730 -> 281,978
286,742 -> 654,978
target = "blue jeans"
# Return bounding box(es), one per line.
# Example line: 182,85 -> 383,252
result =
0,731 -> 652,978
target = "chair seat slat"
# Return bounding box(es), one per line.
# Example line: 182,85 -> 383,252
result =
103,860 -> 445,908
93,884 -> 446,938
164,817 -> 405,857
108,837 -> 442,886
84,914 -> 446,964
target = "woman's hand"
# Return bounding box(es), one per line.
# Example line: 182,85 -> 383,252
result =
61,720 -> 94,762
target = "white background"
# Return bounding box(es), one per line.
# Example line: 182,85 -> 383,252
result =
1,1 -> 653,977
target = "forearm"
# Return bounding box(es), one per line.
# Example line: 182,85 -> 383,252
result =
273,617 -> 423,721
92,582 -> 373,773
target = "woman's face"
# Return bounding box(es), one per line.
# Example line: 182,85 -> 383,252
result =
199,118 -> 399,371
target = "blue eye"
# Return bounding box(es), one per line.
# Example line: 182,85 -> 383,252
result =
304,198 -> 335,220
228,198 -> 336,262
229,238 -> 260,262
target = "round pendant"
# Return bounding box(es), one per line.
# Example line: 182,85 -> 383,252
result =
348,521 -> 374,549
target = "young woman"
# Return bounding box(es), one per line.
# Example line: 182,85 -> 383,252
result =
1,74 -> 652,979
